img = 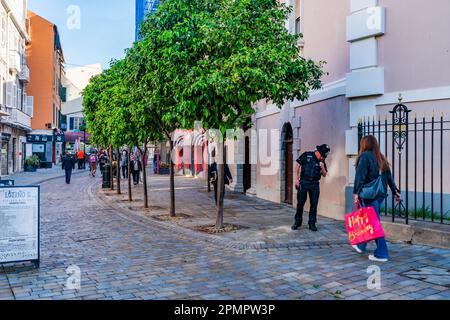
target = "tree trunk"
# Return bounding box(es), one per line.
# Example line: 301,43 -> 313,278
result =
116,147 -> 121,195
109,146 -> 114,191
169,139 -> 176,217
215,143 -> 225,230
139,145 -> 149,209
128,146 -> 132,202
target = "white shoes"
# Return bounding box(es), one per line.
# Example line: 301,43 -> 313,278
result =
368,255 -> 388,262
351,245 -> 363,254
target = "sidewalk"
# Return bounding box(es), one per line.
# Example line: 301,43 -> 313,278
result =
1,165 -> 89,186
96,172 -> 349,249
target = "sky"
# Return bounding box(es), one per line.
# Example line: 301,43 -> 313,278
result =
28,0 -> 135,71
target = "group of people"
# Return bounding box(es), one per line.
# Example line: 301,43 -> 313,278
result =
293,136 -> 402,263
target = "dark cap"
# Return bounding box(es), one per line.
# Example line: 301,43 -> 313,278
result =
316,144 -> 331,158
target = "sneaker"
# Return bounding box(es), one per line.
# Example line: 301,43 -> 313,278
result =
352,245 -> 363,254
368,255 -> 388,262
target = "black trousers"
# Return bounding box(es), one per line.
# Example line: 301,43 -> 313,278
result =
132,170 -> 140,184
121,166 -> 128,179
78,159 -> 84,169
295,180 -> 320,225
65,169 -> 73,184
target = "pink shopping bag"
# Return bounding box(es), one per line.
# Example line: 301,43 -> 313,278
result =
345,205 -> 385,245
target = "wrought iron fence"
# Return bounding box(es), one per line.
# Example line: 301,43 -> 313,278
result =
358,101 -> 450,225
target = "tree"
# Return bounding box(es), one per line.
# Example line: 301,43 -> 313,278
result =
150,0 -> 325,229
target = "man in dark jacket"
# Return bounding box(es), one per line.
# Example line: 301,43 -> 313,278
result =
210,161 -> 233,204
292,144 -> 330,232
62,152 -> 75,184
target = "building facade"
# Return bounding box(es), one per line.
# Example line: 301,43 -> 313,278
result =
0,0 -> 34,176
224,0 -> 450,222
61,63 -> 102,152
135,0 -> 159,40
25,10 -> 65,167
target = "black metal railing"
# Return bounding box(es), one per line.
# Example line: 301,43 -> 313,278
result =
358,101 -> 450,225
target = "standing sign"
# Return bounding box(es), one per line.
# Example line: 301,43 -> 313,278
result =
0,186 -> 40,268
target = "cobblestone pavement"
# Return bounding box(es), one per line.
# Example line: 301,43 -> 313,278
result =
0,173 -> 449,300
3,165 -> 88,186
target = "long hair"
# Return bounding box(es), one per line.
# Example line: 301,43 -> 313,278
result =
356,135 -> 390,172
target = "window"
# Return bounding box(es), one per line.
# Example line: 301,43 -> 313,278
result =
295,0 -> 302,35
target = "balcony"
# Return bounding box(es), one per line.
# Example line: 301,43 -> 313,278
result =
3,107 -> 31,130
8,52 -> 21,73
19,64 -> 30,82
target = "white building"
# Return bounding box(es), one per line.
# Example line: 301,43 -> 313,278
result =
61,63 -> 102,151
0,0 -> 34,176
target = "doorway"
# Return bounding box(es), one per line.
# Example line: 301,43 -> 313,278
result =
243,136 -> 251,193
282,123 -> 294,204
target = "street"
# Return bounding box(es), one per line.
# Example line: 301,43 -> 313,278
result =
0,171 -> 449,300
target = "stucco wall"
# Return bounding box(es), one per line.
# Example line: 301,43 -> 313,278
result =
255,113 -> 282,203
378,0 -> 450,93
295,96 -> 350,220
375,99 -> 450,195
302,0 -> 350,85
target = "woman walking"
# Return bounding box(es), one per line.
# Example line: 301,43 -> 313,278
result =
352,135 -> 402,262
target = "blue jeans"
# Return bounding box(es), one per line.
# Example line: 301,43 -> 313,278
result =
357,198 -> 389,259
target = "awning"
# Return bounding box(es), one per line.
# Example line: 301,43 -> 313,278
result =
64,131 -> 91,143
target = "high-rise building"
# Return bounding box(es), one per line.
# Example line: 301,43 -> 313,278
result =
135,0 -> 159,40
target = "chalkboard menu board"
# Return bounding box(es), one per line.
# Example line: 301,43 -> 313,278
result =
0,186 -> 40,267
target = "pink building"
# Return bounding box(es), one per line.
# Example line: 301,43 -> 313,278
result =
223,0 -> 450,222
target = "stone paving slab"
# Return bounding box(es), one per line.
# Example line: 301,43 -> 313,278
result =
0,173 -> 449,300
98,173 -> 349,250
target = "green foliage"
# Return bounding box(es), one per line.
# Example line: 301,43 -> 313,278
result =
138,0 -> 324,134
26,155 -> 40,168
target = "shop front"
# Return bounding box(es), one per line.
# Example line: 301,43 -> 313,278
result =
26,131 -> 65,168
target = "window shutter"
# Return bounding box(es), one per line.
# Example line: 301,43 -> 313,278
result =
25,96 -> 34,117
69,117 -> 74,130
5,81 -> 12,108
12,83 -> 17,108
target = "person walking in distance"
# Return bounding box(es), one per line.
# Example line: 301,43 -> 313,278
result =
121,150 -> 128,179
89,152 -> 98,177
292,144 -> 330,232
352,135 -> 402,262
130,153 -> 142,185
62,152 -> 75,184
77,149 -> 85,170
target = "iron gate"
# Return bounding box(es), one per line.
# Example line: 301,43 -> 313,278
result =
358,100 -> 450,225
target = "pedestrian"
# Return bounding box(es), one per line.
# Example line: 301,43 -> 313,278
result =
292,144 -> 330,232
99,151 -> 108,175
62,152 -> 75,184
77,149 -> 85,170
89,152 -> 98,177
210,157 -> 233,205
130,153 -> 142,185
153,152 -> 160,174
352,135 -> 402,262
121,150 -> 128,179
